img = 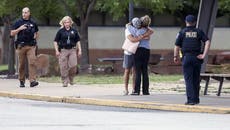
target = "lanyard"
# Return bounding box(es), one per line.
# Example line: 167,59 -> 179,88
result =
67,31 -> 70,45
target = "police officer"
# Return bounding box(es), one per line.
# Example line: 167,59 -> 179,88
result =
54,16 -> 81,87
174,15 -> 211,105
11,7 -> 39,88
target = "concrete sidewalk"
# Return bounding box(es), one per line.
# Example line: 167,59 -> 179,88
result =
0,78 -> 230,114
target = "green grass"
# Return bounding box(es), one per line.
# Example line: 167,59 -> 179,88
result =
149,74 -> 182,82
39,74 -> 183,84
0,64 -> 8,71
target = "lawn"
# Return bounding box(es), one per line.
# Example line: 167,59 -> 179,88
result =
0,64 -> 8,71
0,64 -> 183,84
39,74 -> 183,84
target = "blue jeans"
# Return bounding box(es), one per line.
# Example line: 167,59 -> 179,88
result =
182,55 -> 202,103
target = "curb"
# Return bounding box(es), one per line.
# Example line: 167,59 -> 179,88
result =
0,91 -> 229,114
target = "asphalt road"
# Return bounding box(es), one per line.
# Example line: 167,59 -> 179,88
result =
0,97 -> 229,130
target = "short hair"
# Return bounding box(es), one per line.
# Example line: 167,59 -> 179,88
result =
185,15 -> 196,23
141,15 -> 151,27
59,16 -> 74,28
131,17 -> 141,28
22,7 -> 30,13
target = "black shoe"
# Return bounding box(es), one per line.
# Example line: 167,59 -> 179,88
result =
130,92 -> 140,95
20,81 -> 25,88
194,101 -> 200,104
30,81 -> 39,87
185,102 -> 195,105
143,93 -> 150,95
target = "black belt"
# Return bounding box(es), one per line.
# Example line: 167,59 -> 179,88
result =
23,44 -> 35,46
61,46 -> 76,49
17,43 -> 35,49
184,52 -> 200,56
16,40 -> 36,45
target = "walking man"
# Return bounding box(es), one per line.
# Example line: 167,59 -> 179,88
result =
11,7 -> 39,87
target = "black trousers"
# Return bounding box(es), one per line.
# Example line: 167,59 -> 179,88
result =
182,55 -> 202,103
134,47 -> 150,94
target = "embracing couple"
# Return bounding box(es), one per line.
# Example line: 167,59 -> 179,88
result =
122,15 -> 153,96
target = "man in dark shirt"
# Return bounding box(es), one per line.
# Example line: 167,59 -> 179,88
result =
174,15 -> 211,105
11,7 -> 39,88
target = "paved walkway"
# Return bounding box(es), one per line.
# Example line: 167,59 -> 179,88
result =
0,78 -> 230,114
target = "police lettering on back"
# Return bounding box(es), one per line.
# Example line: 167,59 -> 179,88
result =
185,31 -> 197,38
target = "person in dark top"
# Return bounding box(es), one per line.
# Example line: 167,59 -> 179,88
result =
54,16 -> 82,87
11,7 -> 39,88
174,15 -> 211,105
130,15 -> 153,96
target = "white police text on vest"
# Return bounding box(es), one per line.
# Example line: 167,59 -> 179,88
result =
185,32 -> 197,38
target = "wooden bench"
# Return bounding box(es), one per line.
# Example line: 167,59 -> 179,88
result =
200,73 -> 230,96
97,57 -> 123,72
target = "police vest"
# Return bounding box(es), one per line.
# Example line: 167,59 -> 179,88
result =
17,19 -> 37,44
58,28 -> 78,48
180,27 -> 203,55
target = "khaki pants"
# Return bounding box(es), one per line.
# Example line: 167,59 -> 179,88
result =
59,49 -> 78,84
16,46 -> 37,82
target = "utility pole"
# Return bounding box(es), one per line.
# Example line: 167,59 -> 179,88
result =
197,0 -> 218,73
129,0 -> 134,22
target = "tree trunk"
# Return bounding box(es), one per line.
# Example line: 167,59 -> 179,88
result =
1,19 -> 10,64
79,20 -> 89,65
8,36 -> 15,75
76,0 -> 96,66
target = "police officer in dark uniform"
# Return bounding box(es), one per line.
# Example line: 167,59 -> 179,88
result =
11,7 -> 39,88
54,16 -> 81,87
174,15 -> 211,105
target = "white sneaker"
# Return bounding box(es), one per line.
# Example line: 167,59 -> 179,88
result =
63,83 -> 68,87
123,90 -> 129,96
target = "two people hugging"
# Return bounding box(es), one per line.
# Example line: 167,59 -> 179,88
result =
122,15 -> 153,96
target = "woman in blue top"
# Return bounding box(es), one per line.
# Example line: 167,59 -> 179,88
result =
131,15 -> 153,95
123,17 -> 153,95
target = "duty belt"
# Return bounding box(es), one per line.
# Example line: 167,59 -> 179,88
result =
183,52 -> 200,56
61,46 -> 76,49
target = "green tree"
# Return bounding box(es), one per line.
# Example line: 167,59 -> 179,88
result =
169,0 -> 200,27
218,0 -> 230,17
95,0 -> 183,20
167,0 -> 230,27
29,0 -> 64,25
95,0 -> 129,21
